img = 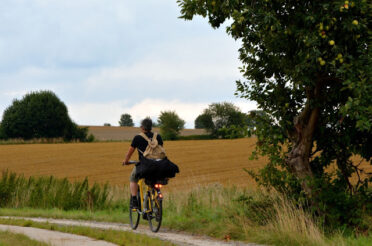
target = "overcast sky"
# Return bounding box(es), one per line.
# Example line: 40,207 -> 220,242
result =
0,0 -> 257,128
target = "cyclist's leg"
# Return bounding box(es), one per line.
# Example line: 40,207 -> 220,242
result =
129,167 -> 139,208
129,167 -> 139,196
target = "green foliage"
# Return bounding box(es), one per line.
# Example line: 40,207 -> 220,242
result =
0,171 -> 110,210
118,113 -> 134,127
86,134 -> 95,142
0,91 -> 87,141
217,124 -> 248,139
0,123 -> 5,139
197,102 -> 249,138
63,123 -> 89,142
158,111 -> 185,140
178,0 -> 372,229
194,113 -> 213,129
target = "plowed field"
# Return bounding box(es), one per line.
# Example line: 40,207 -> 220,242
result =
87,126 -> 207,141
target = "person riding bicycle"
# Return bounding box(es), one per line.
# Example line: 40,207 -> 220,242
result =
123,118 -> 164,209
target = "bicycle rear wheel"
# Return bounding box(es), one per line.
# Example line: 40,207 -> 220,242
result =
147,193 -> 162,232
129,193 -> 140,229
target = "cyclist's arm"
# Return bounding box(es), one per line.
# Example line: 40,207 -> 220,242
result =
123,146 -> 135,165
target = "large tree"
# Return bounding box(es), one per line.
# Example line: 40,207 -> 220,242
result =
0,91 -> 87,141
178,0 -> 371,225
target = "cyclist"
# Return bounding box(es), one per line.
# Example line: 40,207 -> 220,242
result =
123,118 -> 164,209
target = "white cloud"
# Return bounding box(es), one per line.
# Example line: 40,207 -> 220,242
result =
82,36 -> 242,100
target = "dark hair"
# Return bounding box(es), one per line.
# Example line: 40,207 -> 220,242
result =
141,118 -> 152,132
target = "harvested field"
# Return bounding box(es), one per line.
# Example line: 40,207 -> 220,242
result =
0,138 -> 263,191
0,138 -> 369,192
87,126 -> 207,141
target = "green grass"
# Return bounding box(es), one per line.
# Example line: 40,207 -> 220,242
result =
0,218 -> 175,246
0,208 -> 129,223
1,191 -> 370,246
0,171 -> 371,246
0,230 -> 49,246
0,170 -> 111,210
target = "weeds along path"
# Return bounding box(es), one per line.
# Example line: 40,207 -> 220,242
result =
0,224 -> 116,246
0,216 -> 262,246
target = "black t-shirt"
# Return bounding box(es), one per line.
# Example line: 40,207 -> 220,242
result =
131,132 -> 163,159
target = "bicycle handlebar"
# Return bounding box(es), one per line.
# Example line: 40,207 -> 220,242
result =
128,160 -> 140,165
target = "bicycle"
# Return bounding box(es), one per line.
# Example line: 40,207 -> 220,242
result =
127,160 -> 166,232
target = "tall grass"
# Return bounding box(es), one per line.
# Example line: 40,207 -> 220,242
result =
0,171 -> 369,245
0,170 -> 110,210
163,184 -> 328,245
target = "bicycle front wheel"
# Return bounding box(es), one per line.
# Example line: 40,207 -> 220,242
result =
147,195 -> 162,232
129,195 -> 140,230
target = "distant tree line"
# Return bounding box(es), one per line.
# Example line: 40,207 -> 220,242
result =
118,102 -> 263,140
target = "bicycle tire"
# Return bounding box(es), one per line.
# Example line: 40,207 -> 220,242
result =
129,190 -> 140,229
147,190 -> 162,232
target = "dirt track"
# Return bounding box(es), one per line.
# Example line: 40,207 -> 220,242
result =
0,224 -> 116,246
0,216 -> 263,246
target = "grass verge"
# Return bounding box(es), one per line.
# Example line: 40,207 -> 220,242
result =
0,171 -> 371,246
0,218 -> 175,246
0,230 -> 49,246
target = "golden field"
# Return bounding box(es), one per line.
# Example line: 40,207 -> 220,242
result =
0,138 -> 370,191
0,138 -> 265,191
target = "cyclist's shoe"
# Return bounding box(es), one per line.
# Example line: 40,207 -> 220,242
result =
130,196 -> 139,209
142,213 -> 148,220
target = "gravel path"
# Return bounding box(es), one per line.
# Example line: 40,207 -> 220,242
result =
0,216 -> 263,246
0,224 -> 116,246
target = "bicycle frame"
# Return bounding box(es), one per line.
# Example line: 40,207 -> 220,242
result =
136,179 -> 163,215
127,160 -> 165,232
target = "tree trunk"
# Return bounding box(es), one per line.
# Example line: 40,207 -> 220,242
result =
286,82 -> 321,196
